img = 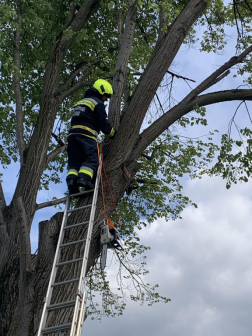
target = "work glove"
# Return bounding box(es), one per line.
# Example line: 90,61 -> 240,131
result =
110,129 -> 117,140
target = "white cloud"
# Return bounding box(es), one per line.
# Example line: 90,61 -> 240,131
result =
84,176 -> 252,336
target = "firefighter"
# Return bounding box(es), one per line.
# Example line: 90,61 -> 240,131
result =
66,79 -> 116,195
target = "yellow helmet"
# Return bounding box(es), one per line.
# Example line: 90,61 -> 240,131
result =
93,79 -> 113,96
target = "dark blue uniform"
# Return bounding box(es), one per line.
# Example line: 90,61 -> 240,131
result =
67,88 -> 115,188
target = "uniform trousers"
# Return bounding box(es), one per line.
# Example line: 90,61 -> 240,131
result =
66,134 -> 98,184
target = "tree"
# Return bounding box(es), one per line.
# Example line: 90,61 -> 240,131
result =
1,0 -> 252,335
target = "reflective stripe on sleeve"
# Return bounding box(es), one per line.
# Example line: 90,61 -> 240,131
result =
106,128 -> 115,138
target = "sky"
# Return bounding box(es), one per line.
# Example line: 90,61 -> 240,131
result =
2,17 -> 252,336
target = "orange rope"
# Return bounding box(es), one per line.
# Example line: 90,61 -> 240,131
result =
100,147 -> 122,226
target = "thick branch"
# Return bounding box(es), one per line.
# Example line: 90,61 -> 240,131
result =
36,196 -> 67,211
13,0 -> 25,166
68,0 -> 100,35
128,44 -> 252,160
188,44 -> 252,98
108,2 -> 138,129
117,7 -> 124,49
107,0 -> 210,170
132,89 -> 252,160
62,3 -> 76,31
157,0 -> 169,45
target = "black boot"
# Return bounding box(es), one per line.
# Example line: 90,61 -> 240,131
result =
77,177 -> 94,190
67,179 -> 80,195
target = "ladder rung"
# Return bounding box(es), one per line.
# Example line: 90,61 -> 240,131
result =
60,239 -> 86,248
42,323 -> 72,334
47,300 -> 76,311
70,189 -> 94,198
67,204 -> 92,213
64,221 -> 89,230
56,258 -> 83,267
52,278 -> 80,287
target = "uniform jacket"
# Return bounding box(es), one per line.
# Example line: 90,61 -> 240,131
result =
69,87 -> 115,141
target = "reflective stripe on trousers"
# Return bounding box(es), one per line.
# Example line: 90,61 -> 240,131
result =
79,166 -> 94,179
67,169 -> 78,177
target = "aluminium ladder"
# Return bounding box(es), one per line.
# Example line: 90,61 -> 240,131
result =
37,167 -> 101,336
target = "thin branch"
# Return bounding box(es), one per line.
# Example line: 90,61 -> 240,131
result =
36,196 -> 67,211
132,88 -> 252,161
244,101 -> 252,124
228,101 -> 244,137
51,132 -> 65,146
167,70 -> 196,83
13,0 -> 25,166
168,75 -> 174,108
141,144 -> 162,160
46,144 -> 67,163
155,93 -> 165,114
58,59 -> 101,93
59,77 -> 93,103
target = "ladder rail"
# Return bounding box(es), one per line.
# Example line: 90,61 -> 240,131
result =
37,194 -> 71,336
37,155 -> 102,335
70,165 -> 101,336
76,292 -> 87,336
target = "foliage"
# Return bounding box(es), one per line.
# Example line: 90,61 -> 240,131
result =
211,128 -> 252,189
